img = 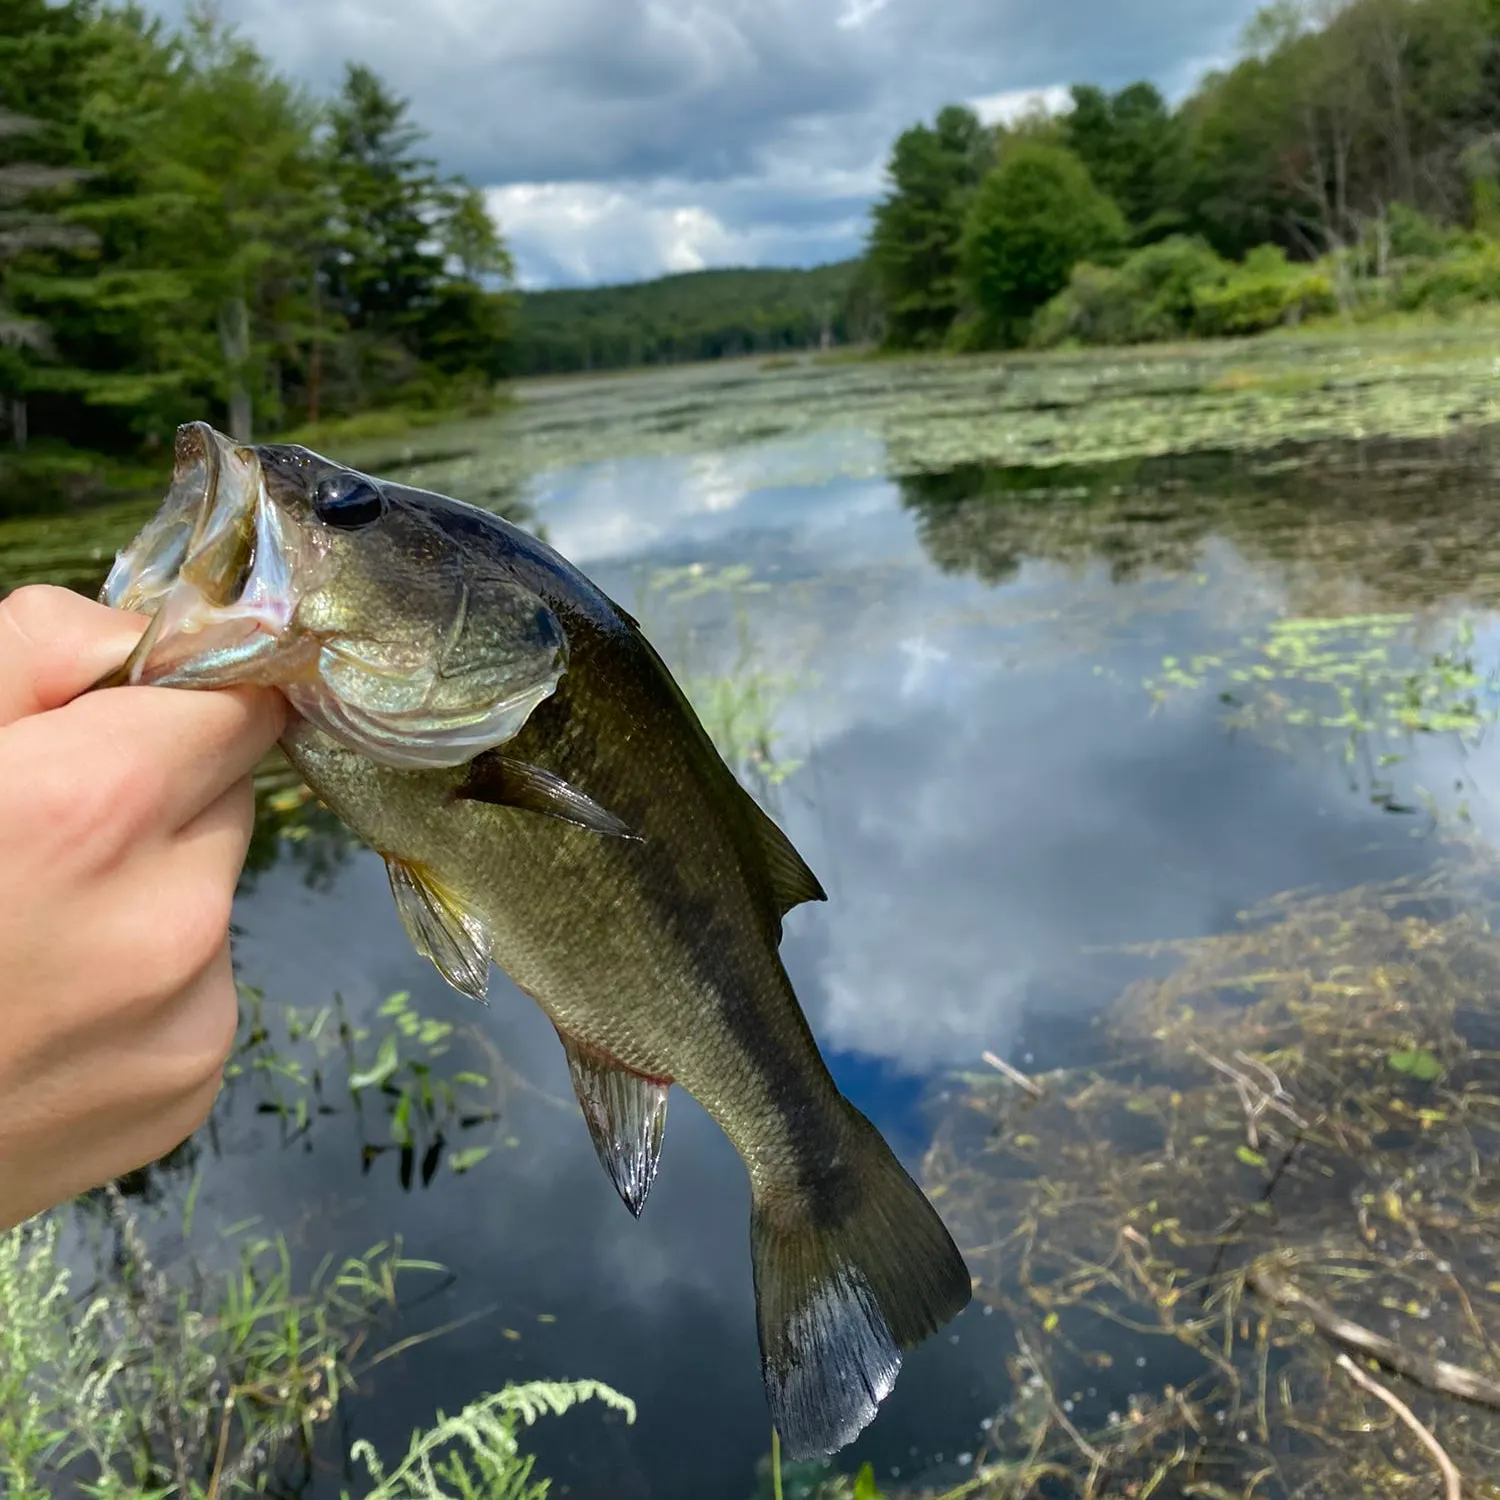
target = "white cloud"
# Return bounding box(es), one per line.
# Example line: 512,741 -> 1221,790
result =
145,0 -> 1268,286
969,83 -> 1074,126
486,184 -> 741,285
836,0 -> 892,30
485,168 -> 873,286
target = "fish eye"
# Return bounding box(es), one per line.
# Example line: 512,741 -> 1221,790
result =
313,472 -> 386,529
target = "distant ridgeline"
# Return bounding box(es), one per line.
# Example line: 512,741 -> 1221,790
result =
510,262 -> 872,376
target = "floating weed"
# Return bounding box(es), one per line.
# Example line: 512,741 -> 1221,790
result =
919,845 -> 1500,1499
1387,1047 -> 1445,1082
1145,609 -> 1495,810
14,322 -> 1500,583
648,559 -> 773,603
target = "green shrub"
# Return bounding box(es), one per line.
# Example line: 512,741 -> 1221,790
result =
0,1203 -> 433,1497
1,1206 -> 630,1498
1029,263 -> 1130,348
1383,202 -> 1455,262
957,141 -> 1127,347
1032,235 -> 1230,348
1396,243 -> 1500,312
1192,246 -> 1337,335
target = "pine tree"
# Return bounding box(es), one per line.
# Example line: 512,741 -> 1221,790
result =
866,105 -> 993,348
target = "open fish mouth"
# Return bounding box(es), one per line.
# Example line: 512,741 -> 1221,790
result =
101,422 -> 321,690
98,421 -> 567,772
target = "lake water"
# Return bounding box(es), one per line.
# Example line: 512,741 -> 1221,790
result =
11,346 -> 1500,1498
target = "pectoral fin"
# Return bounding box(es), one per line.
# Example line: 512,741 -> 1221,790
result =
558,1032 -> 670,1218
458,752 -> 637,840
384,856 -> 493,1003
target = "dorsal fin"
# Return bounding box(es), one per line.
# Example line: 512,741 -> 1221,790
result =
740,788 -> 826,918
613,607 -> 824,921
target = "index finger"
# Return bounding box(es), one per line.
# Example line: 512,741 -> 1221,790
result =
0,586 -> 148,727
49,679 -> 287,832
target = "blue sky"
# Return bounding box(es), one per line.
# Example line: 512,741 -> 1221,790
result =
148,0 -> 1267,288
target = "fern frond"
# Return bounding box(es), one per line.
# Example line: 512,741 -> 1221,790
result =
347,1379 -> 635,1500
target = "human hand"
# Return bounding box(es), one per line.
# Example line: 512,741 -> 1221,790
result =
0,585 -> 285,1230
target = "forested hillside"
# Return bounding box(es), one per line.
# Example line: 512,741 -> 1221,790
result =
511,261 -> 870,375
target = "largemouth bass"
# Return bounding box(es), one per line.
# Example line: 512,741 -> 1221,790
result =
100,421 -> 971,1457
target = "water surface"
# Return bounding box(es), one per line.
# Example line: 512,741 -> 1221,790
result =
10,357 -> 1500,1497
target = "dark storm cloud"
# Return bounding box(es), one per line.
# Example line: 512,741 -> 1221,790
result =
145,0 -> 1265,283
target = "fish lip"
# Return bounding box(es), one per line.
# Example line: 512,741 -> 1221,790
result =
102,421 -> 225,614
102,422 -> 322,688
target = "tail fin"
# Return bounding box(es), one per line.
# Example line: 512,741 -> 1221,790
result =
749,1105 -> 972,1460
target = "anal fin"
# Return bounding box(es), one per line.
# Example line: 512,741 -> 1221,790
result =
559,1032 -> 670,1218
384,855 -> 493,1003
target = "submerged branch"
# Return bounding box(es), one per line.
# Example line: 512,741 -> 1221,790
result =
981,1050 -> 1044,1098
1335,1353 -> 1462,1500
1250,1267 -> 1500,1409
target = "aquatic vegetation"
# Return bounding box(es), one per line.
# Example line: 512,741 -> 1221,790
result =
229,986 -> 513,1188
205,319 -> 1500,512
9,325 -> 1500,609
900,426 -> 1500,617
1,1201 -> 631,1498
0,494 -> 160,597
920,846 -> 1500,1498
1145,611 -> 1495,812
749,1449 -> 891,1500
0,1196 -> 437,1496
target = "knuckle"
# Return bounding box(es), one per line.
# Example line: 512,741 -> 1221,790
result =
98,744 -> 169,827
163,891 -> 236,993
126,885 -> 234,1005
219,775 -> 258,843
175,1074 -> 228,1141
241,684 -> 287,746
0,584 -> 65,648
148,969 -> 239,1107
18,750 -> 134,868
169,1001 -> 239,1102
140,1076 -> 224,1167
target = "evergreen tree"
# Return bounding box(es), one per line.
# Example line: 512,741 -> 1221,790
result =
131,8 -> 324,441
1064,82 -> 1186,240
0,0 -> 99,448
324,62 -> 445,325
0,109 -> 94,448
866,105 -> 993,348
